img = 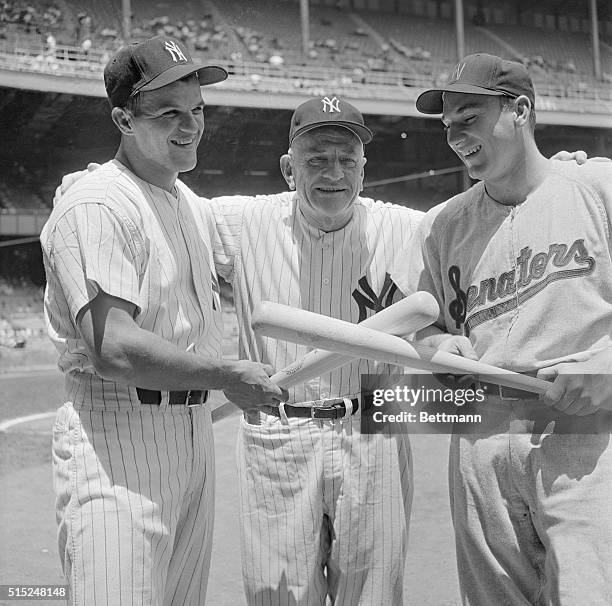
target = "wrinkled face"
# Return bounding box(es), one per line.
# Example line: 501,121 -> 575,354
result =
128,75 -> 205,177
285,127 -> 365,228
442,92 -> 520,183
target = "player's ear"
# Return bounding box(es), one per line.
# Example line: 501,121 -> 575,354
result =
513,95 -> 531,128
280,153 -> 295,190
111,107 -> 134,135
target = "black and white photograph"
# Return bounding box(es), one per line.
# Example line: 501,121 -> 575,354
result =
1,1 -> 611,604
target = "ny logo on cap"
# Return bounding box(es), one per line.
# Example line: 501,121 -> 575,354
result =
165,40 -> 187,62
321,96 -> 340,113
450,62 -> 466,82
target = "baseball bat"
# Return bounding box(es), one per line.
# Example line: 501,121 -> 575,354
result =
214,292 -> 439,420
269,292 -> 439,388
252,302 -> 553,395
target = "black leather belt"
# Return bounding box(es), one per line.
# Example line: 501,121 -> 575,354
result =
136,388 -> 208,406
263,396 -> 368,420
477,381 -> 540,400
433,373 -> 541,400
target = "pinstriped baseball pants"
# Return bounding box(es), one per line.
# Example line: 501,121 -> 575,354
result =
52,402 -> 215,606
237,413 -> 413,606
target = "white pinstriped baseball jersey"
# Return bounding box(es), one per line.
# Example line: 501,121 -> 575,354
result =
211,191 -> 424,403
41,159 -> 221,605
41,159 -> 223,410
210,190 -> 423,605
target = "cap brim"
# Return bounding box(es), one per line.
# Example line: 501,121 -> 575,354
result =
138,63 -> 228,93
416,83 -> 506,114
290,121 -> 373,145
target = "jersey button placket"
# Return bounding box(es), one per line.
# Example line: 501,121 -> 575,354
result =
507,206 -> 520,369
320,233 -> 333,310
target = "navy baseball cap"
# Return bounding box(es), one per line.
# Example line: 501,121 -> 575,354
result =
416,53 -> 535,114
104,35 -> 228,107
289,96 -> 373,145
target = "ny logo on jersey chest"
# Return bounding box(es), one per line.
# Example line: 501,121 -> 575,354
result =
352,273 -> 398,322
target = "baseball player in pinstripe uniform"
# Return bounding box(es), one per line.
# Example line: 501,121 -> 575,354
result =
395,54 -> 612,605
209,97 -> 423,605
40,36 -> 283,606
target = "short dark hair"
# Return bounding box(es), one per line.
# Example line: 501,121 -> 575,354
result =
501,95 -> 536,131
123,92 -> 142,116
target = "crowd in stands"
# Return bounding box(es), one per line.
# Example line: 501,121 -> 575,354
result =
0,0 -> 62,34
141,15 -> 229,54
389,38 -> 431,63
91,12 -> 231,60
0,0 -> 609,104
231,25 -> 394,71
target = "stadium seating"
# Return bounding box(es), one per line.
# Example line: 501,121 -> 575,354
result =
216,0 -> 396,73
361,11 -> 509,74
1,0 -> 234,56
127,0 -> 232,60
0,1 -> 64,39
487,24 -> 612,84
3,0 -> 608,90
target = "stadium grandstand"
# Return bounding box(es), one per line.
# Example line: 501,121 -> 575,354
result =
0,0 -> 610,316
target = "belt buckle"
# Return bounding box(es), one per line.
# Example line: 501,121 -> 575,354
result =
311,404 -> 336,419
186,390 -> 207,408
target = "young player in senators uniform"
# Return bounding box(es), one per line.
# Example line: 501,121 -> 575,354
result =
394,53 -> 612,606
40,36 -> 283,606
210,98 -> 422,605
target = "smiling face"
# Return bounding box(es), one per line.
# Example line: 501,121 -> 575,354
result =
117,74 -> 205,189
281,126 -> 366,231
441,92 -> 523,184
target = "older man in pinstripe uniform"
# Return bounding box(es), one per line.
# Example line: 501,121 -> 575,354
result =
40,36 -> 283,606
209,98 -> 423,606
